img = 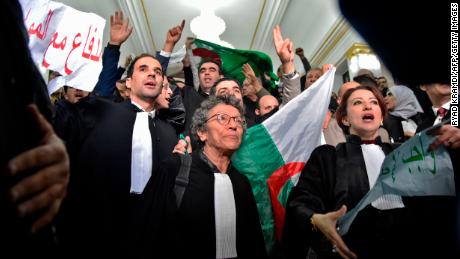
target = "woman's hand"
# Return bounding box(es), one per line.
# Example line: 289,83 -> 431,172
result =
173,135 -> 192,154
311,205 -> 357,259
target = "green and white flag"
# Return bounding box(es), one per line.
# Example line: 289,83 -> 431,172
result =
338,127 -> 455,235
232,67 -> 335,253
191,38 -> 279,90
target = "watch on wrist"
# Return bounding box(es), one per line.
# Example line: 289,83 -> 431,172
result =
282,70 -> 297,79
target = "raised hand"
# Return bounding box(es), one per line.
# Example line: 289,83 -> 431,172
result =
295,47 -> 304,57
272,25 -> 295,74
164,20 -> 186,53
109,10 -> 133,46
7,104 -> 70,232
242,63 -> 262,92
311,205 -> 357,259
185,36 -> 195,49
242,63 -> 256,81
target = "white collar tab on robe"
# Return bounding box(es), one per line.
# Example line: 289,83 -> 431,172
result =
130,100 -> 155,194
130,100 -> 156,118
200,151 -> 237,258
361,143 -> 405,210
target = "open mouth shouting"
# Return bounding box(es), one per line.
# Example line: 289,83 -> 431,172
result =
362,113 -> 375,122
144,80 -> 156,88
204,77 -> 213,84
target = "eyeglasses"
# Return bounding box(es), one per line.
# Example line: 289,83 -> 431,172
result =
206,113 -> 246,127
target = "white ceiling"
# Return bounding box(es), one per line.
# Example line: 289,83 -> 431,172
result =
56,0 -> 349,76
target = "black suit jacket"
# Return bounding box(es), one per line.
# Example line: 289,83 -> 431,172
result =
416,107 -> 451,132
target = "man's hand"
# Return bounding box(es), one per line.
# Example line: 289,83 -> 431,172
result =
242,63 -> 262,92
7,104 -> 70,232
109,10 -> 133,46
182,53 -> 191,68
164,20 -> 185,53
185,37 -> 195,49
428,124 -> 460,151
295,47 -> 304,57
272,25 -> 295,74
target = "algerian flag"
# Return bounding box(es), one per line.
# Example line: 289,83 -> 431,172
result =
232,67 -> 335,253
190,38 -> 278,91
338,126 -> 455,235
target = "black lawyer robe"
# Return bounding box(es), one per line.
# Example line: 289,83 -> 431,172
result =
135,151 -> 267,259
283,136 -> 410,259
57,97 -> 178,257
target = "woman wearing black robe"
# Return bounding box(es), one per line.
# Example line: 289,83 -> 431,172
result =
283,86 -> 409,259
137,96 -> 267,259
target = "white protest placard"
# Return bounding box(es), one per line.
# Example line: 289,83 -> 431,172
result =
20,0 -> 106,93
337,124 -> 455,236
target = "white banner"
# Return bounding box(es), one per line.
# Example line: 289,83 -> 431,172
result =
338,124 -> 455,236
20,0 -> 106,93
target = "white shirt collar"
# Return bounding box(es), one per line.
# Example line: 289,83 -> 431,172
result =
131,100 -> 156,118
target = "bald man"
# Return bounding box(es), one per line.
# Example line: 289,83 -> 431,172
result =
254,95 -> 280,124
323,81 -> 390,146
256,95 -> 280,116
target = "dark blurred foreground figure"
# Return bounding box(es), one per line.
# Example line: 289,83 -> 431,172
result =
340,1 -> 451,86
1,0 -> 70,257
339,1 -> 458,258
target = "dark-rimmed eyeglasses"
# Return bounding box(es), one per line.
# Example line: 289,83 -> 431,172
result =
206,113 -> 246,127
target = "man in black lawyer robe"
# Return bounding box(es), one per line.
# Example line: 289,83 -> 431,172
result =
57,54 -> 178,257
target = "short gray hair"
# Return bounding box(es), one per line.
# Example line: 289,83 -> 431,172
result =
191,95 -> 246,145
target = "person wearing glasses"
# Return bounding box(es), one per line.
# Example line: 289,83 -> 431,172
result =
136,96 -> 267,258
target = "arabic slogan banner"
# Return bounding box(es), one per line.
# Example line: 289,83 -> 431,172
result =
20,0 -> 106,93
338,126 -> 455,235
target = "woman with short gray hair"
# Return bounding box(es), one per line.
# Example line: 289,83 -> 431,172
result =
136,95 -> 267,258
191,95 -> 246,145
176,95 -> 265,258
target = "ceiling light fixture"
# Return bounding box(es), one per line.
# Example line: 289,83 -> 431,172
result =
346,43 -> 381,78
188,0 -> 234,48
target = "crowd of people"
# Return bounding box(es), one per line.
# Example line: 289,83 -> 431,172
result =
1,0 -> 459,258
